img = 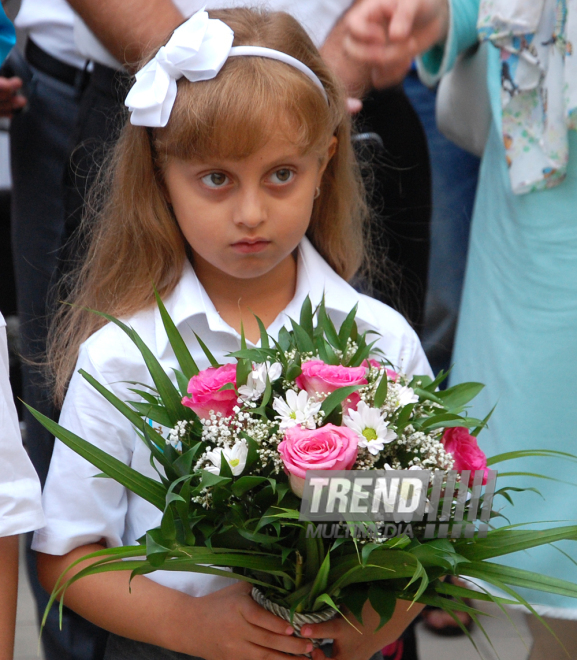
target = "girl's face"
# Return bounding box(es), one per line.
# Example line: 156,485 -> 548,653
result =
163,132 -> 336,284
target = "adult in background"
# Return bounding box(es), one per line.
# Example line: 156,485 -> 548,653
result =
1,1 -> 110,658
344,1 -> 577,657
60,0 -> 431,335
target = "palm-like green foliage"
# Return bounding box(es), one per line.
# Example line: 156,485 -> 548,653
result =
28,294 -> 577,634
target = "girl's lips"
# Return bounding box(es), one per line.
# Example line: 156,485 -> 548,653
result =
231,239 -> 271,254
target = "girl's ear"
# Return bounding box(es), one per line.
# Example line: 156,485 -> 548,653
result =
317,136 -> 338,185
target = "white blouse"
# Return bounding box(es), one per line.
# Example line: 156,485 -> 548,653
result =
33,239 -> 431,596
0,314 -> 44,537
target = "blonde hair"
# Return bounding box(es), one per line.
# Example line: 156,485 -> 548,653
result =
49,7 -> 370,404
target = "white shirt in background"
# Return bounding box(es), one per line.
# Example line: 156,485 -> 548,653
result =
33,238 -> 431,597
15,0 -> 86,69
74,0 -> 353,69
0,313 -> 44,537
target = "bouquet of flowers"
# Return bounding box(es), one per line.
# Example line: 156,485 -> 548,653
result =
30,295 -> 577,644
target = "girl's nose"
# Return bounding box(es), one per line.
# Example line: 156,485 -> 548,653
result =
234,188 -> 266,228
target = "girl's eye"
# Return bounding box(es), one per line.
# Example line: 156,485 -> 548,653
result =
270,169 -> 294,184
201,172 -> 229,188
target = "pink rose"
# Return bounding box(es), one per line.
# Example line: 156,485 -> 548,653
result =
296,360 -> 367,412
278,424 -> 359,496
441,427 -> 489,486
182,363 -> 237,420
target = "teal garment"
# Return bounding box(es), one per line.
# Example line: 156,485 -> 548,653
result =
0,4 -> 15,65
423,0 -> 577,612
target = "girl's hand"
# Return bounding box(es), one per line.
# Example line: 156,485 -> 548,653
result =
189,582 -> 314,660
342,0 -> 450,88
303,598 -> 425,660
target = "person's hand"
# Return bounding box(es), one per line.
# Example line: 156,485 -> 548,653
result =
343,0 -> 450,88
321,7 -> 373,113
0,77 -> 26,117
185,581 -> 314,660
303,597 -> 425,660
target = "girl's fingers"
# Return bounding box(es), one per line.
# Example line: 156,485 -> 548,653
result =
247,624 -> 314,656
247,641 -> 312,660
300,617 -> 349,640
241,597 -> 295,636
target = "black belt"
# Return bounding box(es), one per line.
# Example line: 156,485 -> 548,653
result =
25,39 -> 90,88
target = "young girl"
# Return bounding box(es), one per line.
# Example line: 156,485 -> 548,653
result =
33,8 -> 429,660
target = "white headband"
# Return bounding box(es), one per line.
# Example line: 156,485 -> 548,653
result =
125,9 -> 328,128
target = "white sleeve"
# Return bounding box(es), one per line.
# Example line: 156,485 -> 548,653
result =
0,318 -> 45,537
401,327 -> 434,380
32,344 -> 136,555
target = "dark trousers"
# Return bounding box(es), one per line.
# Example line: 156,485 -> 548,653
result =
7,48 -> 109,660
60,64 -> 130,273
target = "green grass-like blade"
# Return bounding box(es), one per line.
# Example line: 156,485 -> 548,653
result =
455,527 -> 577,561
25,404 -> 166,510
487,449 -> 577,467
79,369 -> 144,431
89,309 -> 186,426
154,289 -> 199,378
460,561 -> 577,599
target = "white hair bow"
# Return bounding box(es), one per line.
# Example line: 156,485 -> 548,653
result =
125,10 -> 234,128
125,9 -> 328,128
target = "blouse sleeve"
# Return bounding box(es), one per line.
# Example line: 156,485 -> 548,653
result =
0,320 -> 44,537
416,0 -> 481,87
32,343 -> 136,555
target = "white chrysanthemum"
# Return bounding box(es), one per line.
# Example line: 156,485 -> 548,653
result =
238,361 -> 283,401
205,440 -> 248,476
344,401 -> 396,455
272,389 -> 321,430
396,385 -> 419,407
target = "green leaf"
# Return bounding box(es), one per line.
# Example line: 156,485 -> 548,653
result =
290,319 -> 315,354
308,552 -> 331,606
173,369 -> 191,399
487,449 -> 577,467
194,332 -> 220,368
438,382 -> 484,411
373,372 -> 388,409
25,404 -> 166,510
79,370 -> 144,431
338,304 -> 359,350
236,359 -> 252,388
255,315 -> 270,349
368,583 -> 397,631
200,470 -> 232,488
88,311 -> 187,426
278,326 -> 292,352
460,561 -> 577,599
231,476 -> 268,498
318,299 -> 342,351
145,529 -> 171,567
160,507 -> 176,541
154,288 -> 199,378
471,403 -> 496,437
241,433 -> 260,470
299,295 -> 314,337
129,402 -> 173,427
320,385 -> 364,419
341,585 -> 369,625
